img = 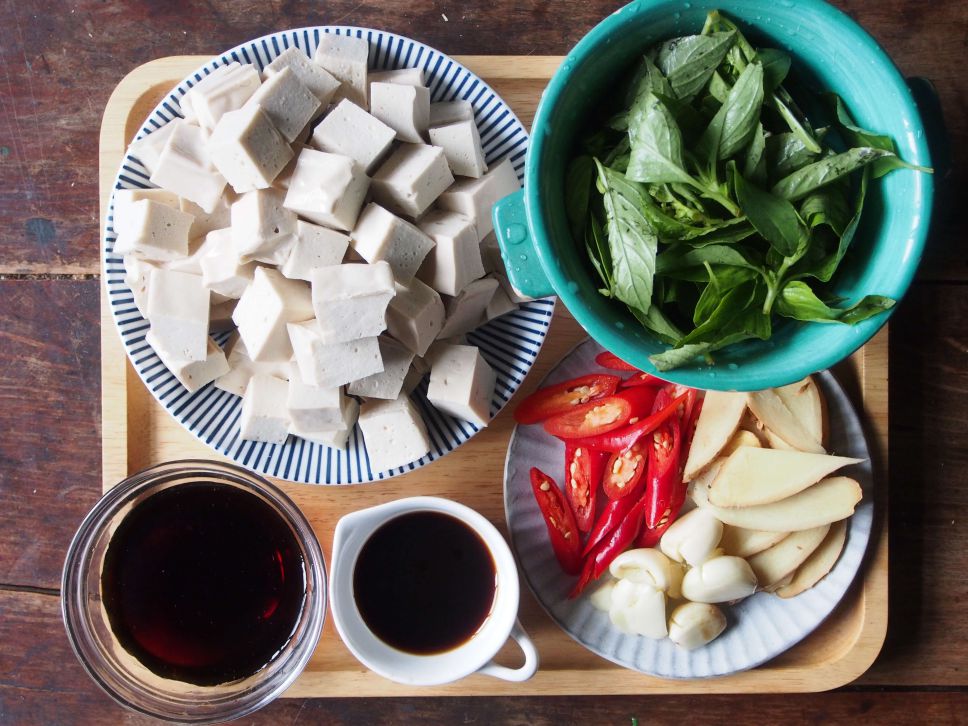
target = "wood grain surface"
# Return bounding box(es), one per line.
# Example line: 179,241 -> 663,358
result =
0,0 -> 966,722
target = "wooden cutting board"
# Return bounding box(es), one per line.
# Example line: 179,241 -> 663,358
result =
99,55 -> 888,696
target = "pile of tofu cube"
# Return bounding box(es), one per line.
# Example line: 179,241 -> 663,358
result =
114,35 -> 527,473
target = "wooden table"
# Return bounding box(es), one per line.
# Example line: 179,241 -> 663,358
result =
0,0 -> 964,722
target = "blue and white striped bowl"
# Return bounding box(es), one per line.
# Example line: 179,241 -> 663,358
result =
103,28 -> 553,485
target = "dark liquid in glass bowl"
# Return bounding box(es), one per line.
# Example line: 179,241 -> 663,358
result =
101,483 -> 306,686
353,511 -> 497,654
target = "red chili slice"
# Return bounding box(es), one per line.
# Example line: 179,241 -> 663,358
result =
530,467 -> 582,574
595,351 -> 640,372
620,371 -> 668,388
643,404 -> 683,530
570,499 -> 645,598
564,443 -> 605,533
602,440 -> 648,500
514,374 -> 621,425
542,395 -> 632,439
565,391 -> 690,453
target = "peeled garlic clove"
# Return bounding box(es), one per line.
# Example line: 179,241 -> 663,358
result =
608,578 -> 668,639
668,602 -> 727,650
589,578 -> 617,611
681,555 -> 758,603
659,508 -> 724,567
668,559 -> 684,600
609,548 -> 674,590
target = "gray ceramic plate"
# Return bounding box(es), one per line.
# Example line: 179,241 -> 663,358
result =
503,337 -> 874,679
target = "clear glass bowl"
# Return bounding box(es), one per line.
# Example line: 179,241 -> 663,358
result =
61,460 -> 326,723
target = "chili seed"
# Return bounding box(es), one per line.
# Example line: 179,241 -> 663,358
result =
539,481 -> 551,491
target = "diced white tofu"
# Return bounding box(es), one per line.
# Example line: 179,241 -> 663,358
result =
417,210 -> 485,296
479,232 -> 505,275
429,100 -> 474,128
209,298 -> 238,333
348,336 -> 415,400
214,334 -> 292,395
438,276 -> 499,338
114,189 -> 180,250
244,67 -> 322,143
358,395 -> 432,471
313,34 -> 369,108
290,397 -> 360,449
426,343 -> 496,427
232,267 -> 313,361
231,188 -> 298,264
286,378 -> 345,430
386,277 -> 445,357
369,82 -> 430,144
150,121 -> 227,213
123,255 -> 161,317
127,121 -> 179,175
209,104 -> 294,194
401,354 -> 430,394
350,203 -> 436,282
180,191 -> 234,241
182,62 -> 262,132
288,320 -> 384,388
283,149 -> 369,231
239,374 -> 291,444
369,68 -> 425,86
310,99 -> 395,173
146,331 -> 230,393
371,144 -> 454,219
310,261 -> 395,343
437,157 -> 520,240
113,199 -> 193,262
163,226 -> 231,279
280,221 -> 350,281
146,268 -> 210,361
199,228 -> 258,298
485,282 -> 518,320
429,119 -> 488,178
263,47 -> 341,110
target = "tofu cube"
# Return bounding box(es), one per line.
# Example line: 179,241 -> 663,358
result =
429,100 -> 474,128
244,67 -> 322,143
426,343 -> 496,427
348,336 -> 415,400
485,283 -> 518,320
114,188 -> 180,251
214,334 -> 292,395
114,198 -> 193,261
438,276 -> 499,339
182,62 -> 262,132
371,144 -> 454,218
290,397 -> 360,449
288,320 -> 384,388
232,267 -> 314,362
283,149 -> 369,231
358,395 -> 432,472
401,355 -> 430,394
280,221 -> 350,281
350,203 -> 436,282
370,82 -> 430,144
180,191 -> 235,242
286,378 -> 345,431
310,99 -> 395,173
437,157 -> 520,240
479,232 -> 505,275
231,188 -> 298,265
386,277 -> 445,357
146,268 -> 210,361
150,121 -> 227,213
369,68 -> 425,86
199,228 -> 258,298
310,261 -> 395,343
209,104 -> 294,193
417,210 -> 486,296
123,255 -> 161,317
429,119 -> 488,178
127,121 -> 178,175
313,34 -> 369,108
263,47 -> 341,110
146,331 -> 230,394
239,374 -> 291,444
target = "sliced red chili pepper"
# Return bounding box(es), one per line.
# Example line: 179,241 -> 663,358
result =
595,351 -> 640,372
616,385 -> 658,419
636,474 -> 688,548
565,391 -> 690,453
570,500 -> 645,598
530,468 -> 582,574
620,371 -> 667,388
514,373 -> 621,425
582,475 -> 647,556
542,395 -> 632,439
602,439 -> 648,500
564,443 -> 605,533
643,410 -> 682,530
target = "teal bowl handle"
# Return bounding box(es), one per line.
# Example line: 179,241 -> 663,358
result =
492,189 -> 555,299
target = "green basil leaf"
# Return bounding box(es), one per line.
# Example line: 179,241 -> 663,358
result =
771,93 -> 822,154
630,304 -> 684,346
627,93 -> 696,185
755,48 -> 791,94
742,122 -> 767,185
765,132 -> 819,181
697,61 -> 764,161
798,168 -> 869,282
693,265 -> 757,325
656,31 -> 736,102
733,167 -> 807,257
799,189 -> 851,236
585,213 -> 612,290
775,280 -> 895,324
657,243 -> 760,274
679,281 -> 758,345
708,71 -> 731,104
685,219 -> 757,247
650,342 -> 714,371
626,55 -> 675,107
566,155 -> 595,242
771,147 -> 893,201
596,160 -> 659,313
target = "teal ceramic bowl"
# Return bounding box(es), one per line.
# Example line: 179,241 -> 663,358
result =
493,0 -> 933,391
